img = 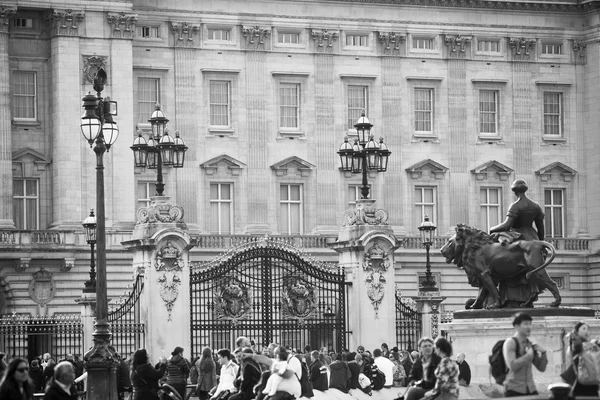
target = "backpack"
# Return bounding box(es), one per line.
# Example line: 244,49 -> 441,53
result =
358,372 -> 373,395
189,365 -> 199,385
296,361 -> 314,398
489,337 -> 519,385
576,344 -> 600,385
371,365 -> 386,391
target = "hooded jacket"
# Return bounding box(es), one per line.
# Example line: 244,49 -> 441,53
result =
328,361 -> 351,393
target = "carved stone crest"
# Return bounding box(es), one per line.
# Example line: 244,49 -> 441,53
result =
155,241 -> 184,321
343,206 -> 389,226
281,276 -> 318,323
82,55 -> 108,85
171,22 -> 200,47
379,32 -> 405,54
363,242 -> 391,318
28,268 -> 56,305
311,29 -> 338,50
137,202 -> 184,224
242,26 -> 271,49
213,277 -> 252,324
107,12 -> 138,39
47,9 -> 84,36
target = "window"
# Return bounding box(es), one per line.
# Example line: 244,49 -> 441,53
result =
414,88 -> 433,132
13,179 -> 38,230
544,189 -> 564,238
136,182 -> 156,209
208,29 -> 230,41
543,92 -> 562,136
279,83 -> 300,129
551,276 -> 565,290
12,71 -> 37,121
136,26 -> 160,38
477,40 -> 500,52
210,183 -> 233,234
280,184 -> 302,235
278,32 -> 300,44
413,38 -> 434,50
542,44 -> 562,55
209,81 -> 230,127
346,35 -> 368,47
347,85 -> 368,129
479,90 -> 498,134
12,18 -> 33,29
137,78 -> 160,123
347,185 -> 369,205
480,188 -> 501,232
414,187 -> 436,227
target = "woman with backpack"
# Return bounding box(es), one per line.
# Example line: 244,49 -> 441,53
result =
566,322 -> 600,397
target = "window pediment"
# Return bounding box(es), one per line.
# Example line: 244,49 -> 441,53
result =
271,156 -> 315,177
405,159 -> 448,179
470,160 -> 513,181
200,154 -> 246,176
535,161 -> 577,182
12,147 -> 51,176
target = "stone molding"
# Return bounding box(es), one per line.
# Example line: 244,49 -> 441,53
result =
343,199 -> 389,227
242,25 -> 271,49
200,154 -> 246,176
311,29 -> 338,49
270,156 -> 315,177
379,32 -> 405,54
573,40 -> 587,60
136,197 -> 184,224
363,240 -> 392,318
0,5 -> 16,33
470,160 -> 513,181
47,9 -> 84,37
535,161 -> 577,182
509,37 -> 536,59
107,12 -> 138,39
444,34 -> 472,55
405,159 -> 449,179
171,22 -> 200,47
82,55 -> 108,85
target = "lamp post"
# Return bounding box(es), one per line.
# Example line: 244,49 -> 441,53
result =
418,215 -> 437,291
82,209 -> 97,292
79,68 -> 119,400
337,110 -> 391,199
130,104 -> 187,196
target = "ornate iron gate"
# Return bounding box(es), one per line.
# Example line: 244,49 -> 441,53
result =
190,236 -> 346,359
108,274 -> 145,357
395,290 -> 422,351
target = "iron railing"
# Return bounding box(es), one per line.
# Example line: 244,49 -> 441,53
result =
395,294 -> 422,352
0,314 -> 83,361
108,274 -> 145,357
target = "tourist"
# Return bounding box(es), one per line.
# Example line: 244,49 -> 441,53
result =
116,352 -> 132,400
196,347 -> 217,400
347,353 -> 362,390
373,348 -> 395,388
389,351 -> 406,387
229,348 -> 261,400
357,346 -> 365,356
262,347 -> 288,398
245,345 -> 302,400
0,357 -> 35,400
236,337 -> 251,350
210,349 -> 238,400
567,322 -> 599,396
329,353 -> 351,393
130,348 -> 167,400
502,312 -> 548,397
422,338 -> 459,400
42,359 -> 56,389
29,359 -> 44,392
190,356 -> 200,385
166,346 -> 190,400
43,361 -> 78,400
405,338 -> 442,400
456,353 -> 470,387
41,354 -> 51,370
381,343 -> 391,358
399,350 -> 414,377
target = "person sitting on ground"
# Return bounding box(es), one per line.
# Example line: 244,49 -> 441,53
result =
43,361 -> 78,400
130,348 -> 167,400
389,351 -> 407,387
0,357 -> 35,400
400,350 -> 414,378
229,348 -> 261,400
381,343 -> 391,359
243,345 -> 302,400
348,353 -> 363,390
373,348 -> 395,388
261,348 -> 288,399
422,338 -> 459,400
456,353 -> 471,387
210,349 -> 239,400
404,338 -> 442,400
328,353 -> 351,393
310,350 -> 328,392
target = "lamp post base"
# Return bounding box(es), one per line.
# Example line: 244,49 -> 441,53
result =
84,320 -> 119,400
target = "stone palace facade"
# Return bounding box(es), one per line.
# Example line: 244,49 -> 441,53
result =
0,0 -> 599,330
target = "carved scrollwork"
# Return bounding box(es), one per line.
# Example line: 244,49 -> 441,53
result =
107,12 -> 138,39
47,9 -> 84,37
444,35 -> 472,55
343,206 -> 389,227
0,5 -> 16,33
136,202 -> 184,224
379,32 -> 405,53
171,22 -> 200,46
242,26 -> 271,49
155,241 -> 185,321
311,29 -> 338,49
213,277 -> 252,324
509,37 -> 536,58
363,241 -> 391,318
281,276 -> 318,322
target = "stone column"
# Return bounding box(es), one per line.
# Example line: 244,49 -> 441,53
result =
413,293 -> 446,339
75,292 -> 97,366
48,9 -> 86,229
0,6 -> 16,228
331,199 -> 398,351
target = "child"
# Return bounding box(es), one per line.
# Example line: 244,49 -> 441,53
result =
262,351 -> 288,398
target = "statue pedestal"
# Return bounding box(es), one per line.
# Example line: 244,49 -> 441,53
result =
440,307 -> 598,392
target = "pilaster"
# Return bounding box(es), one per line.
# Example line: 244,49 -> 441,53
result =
512,62 -> 534,175
49,9 -> 85,228
0,5 -> 16,228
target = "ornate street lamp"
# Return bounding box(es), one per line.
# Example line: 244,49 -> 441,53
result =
82,209 -> 97,292
337,110 -> 391,199
418,215 -> 437,291
130,104 -> 187,196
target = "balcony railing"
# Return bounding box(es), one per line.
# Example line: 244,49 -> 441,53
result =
193,234 -> 337,249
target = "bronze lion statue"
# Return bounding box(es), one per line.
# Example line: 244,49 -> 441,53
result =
440,224 -> 561,309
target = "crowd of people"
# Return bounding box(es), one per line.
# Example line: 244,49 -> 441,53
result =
0,313 -> 599,400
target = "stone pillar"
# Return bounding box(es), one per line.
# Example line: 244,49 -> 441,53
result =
122,196 -> 194,362
0,6 -> 16,228
332,199 -> 397,351
413,293 -> 446,339
75,292 -> 97,366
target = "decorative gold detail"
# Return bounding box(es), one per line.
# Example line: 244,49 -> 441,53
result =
242,26 -> 271,48
363,241 -> 391,318
155,241 -> 184,321
47,9 -> 84,36
0,5 -> 16,33
444,34 -> 472,54
82,55 -> 108,85
213,277 -> 252,324
379,32 -> 405,53
509,37 -> 536,58
28,268 -> 56,305
171,22 -> 199,46
107,12 -> 138,39
281,276 -> 318,321
311,29 -> 338,49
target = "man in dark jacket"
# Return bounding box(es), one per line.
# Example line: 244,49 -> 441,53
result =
328,353 -> 351,393
30,359 -> 44,392
309,350 -> 328,392
457,353 -> 471,386
347,354 -> 362,390
230,348 -> 262,400
405,338 -> 442,400
42,361 -> 78,400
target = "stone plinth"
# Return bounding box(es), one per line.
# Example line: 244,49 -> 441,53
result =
440,307 -> 600,391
